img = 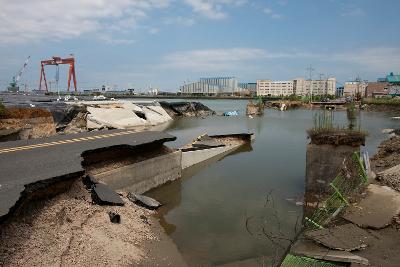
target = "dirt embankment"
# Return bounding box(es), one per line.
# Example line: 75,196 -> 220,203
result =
0,179 -> 186,267
371,135 -> 400,173
264,100 -> 311,110
0,107 -> 56,141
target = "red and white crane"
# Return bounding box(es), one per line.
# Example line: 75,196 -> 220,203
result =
39,56 -> 77,92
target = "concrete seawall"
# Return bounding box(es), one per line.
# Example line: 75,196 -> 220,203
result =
92,151 -> 182,194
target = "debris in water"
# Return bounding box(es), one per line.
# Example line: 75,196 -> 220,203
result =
223,111 -> 239,116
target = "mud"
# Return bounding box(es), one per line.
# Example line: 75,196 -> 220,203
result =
307,131 -> 366,146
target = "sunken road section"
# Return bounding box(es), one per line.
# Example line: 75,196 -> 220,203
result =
0,130 -> 176,222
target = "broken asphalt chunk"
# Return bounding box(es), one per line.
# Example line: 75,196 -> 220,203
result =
127,193 -> 162,210
92,183 -> 124,206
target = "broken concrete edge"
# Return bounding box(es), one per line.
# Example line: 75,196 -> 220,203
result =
81,138 -> 177,165
304,223 -> 370,252
180,133 -> 254,152
0,170 -> 85,224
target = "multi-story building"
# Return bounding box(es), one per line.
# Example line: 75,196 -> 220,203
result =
199,77 -> 238,94
336,86 -> 344,97
257,80 -> 294,96
257,77 -> 336,97
179,81 -> 221,95
343,81 -> 368,97
293,78 -> 336,96
365,82 -> 389,97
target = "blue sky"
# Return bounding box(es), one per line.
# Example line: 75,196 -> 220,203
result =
1,0 -> 400,91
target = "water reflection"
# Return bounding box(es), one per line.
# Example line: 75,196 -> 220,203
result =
147,104 -> 397,267
147,142 -> 254,237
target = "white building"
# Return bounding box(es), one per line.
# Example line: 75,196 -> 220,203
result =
257,80 -> 294,96
293,78 -> 336,96
257,77 -> 336,97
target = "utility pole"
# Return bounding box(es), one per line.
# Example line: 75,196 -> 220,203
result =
306,65 -> 315,102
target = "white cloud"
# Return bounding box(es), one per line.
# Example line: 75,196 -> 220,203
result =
0,0 -> 171,44
332,47 -> 400,72
98,34 -> 136,45
162,47 -> 400,73
184,0 -> 228,19
163,48 -> 269,70
163,16 -> 196,26
183,0 -> 246,20
263,7 -> 283,19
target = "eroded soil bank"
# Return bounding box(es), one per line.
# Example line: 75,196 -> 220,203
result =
0,179 -> 187,267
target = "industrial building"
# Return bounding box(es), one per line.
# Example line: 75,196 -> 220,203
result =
179,81 -> 222,95
256,77 -> 336,97
180,77 -> 238,95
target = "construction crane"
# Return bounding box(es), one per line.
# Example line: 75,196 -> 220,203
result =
39,56 -> 77,92
8,56 -> 30,92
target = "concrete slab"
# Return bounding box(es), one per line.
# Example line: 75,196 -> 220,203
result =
291,239 -> 369,265
342,184 -> 400,229
87,107 -> 146,129
305,223 -> 370,251
92,183 -> 124,206
193,139 -> 225,148
181,144 -> 241,169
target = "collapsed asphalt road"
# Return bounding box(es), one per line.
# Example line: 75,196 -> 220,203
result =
0,130 -> 176,221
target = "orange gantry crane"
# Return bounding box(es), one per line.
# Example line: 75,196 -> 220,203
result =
39,56 -> 77,92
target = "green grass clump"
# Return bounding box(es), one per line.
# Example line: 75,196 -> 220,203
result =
362,97 -> 400,106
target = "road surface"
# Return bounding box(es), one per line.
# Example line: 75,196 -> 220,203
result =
0,130 -> 176,220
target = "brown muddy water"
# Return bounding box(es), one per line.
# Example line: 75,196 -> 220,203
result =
144,99 -> 399,266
